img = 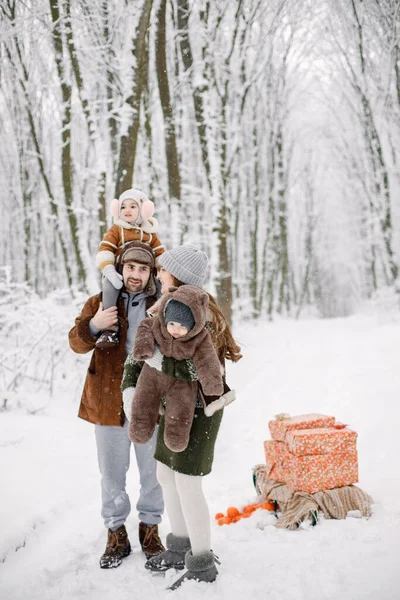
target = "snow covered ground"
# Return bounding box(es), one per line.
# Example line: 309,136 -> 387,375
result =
1,310 -> 400,600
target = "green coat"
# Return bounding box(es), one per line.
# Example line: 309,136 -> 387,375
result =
155,403 -> 223,476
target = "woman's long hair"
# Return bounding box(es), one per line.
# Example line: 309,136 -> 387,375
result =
169,275 -> 242,364
206,292 -> 242,363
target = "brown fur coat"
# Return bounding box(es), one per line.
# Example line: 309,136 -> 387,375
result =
129,286 -> 224,452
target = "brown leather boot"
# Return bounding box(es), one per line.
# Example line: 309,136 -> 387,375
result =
138,522 -> 165,559
99,525 -> 131,569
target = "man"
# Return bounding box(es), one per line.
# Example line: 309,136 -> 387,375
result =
69,241 -> 165,569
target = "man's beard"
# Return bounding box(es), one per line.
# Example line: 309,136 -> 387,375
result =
125,277 -> 147,293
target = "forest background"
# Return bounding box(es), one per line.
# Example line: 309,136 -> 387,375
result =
1,6 -> 399,596
1,0 -> 400,403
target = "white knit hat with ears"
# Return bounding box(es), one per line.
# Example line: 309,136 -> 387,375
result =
110,188 -> 155,225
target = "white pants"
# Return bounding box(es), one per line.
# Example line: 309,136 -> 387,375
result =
156,461 -> 210,555
95,421 -> 164,531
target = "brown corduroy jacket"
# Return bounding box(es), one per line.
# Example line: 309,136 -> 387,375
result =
68,292 -> 156,426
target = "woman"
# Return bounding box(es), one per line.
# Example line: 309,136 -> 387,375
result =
122,245 -> 241,590
157,246 -> 242,363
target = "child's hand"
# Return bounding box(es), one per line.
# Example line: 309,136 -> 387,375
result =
92,302 -> 119,330
103,265 -> 124,289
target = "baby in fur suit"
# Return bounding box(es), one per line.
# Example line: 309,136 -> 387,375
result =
129,285 -> 224,453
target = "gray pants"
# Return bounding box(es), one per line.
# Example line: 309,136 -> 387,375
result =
95,420 -> 164,531
102,277 -> 120,310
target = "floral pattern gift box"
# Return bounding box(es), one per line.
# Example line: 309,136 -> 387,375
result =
264,440 -> 290,482
268,413 -> 336,442
284,450 -> 359,494
285,427 -> 358,457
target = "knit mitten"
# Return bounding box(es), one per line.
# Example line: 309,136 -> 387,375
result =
103,264 -> 123,290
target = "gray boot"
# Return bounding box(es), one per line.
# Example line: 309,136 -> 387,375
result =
145,533 -> 191,573
168,550 -> 219,590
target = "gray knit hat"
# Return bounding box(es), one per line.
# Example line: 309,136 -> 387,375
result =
164,300 -> 195,331
158,245 -> 208,287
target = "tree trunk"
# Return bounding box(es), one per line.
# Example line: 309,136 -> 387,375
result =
64,0 -> 92,135
214,202 -> 233,325
4,36 -> 72,289
115,0 -> 153,197
155,0 -> 181,203
102,0 -> 119,174
49,0 -> 87,287
351,0 -> 398,284
276,127 -> 290,313
176,0 -> 212,190
250,121 -> 261,318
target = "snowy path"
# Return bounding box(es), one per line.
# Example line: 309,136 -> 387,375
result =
1,315 -> 399,599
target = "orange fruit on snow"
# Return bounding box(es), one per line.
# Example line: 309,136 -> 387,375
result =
260,501 -> 275,511
218,516 -> 232,526
226,506 -> 240,518
232,515 -> 242,523
243,505 -> 257,513
215,512 -> 224,520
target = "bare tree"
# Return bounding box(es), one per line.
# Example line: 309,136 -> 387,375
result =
115,0 -> 153,196
49,0 -> 87,287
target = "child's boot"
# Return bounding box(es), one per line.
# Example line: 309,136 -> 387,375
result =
145,533 -> 191,573
168,550 -> 219,590
96,329 -> 119,347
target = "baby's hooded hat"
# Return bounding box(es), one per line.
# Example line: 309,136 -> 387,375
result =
158,285 -> 210,343
164,300 -> 195,331
110,188 -> 154,225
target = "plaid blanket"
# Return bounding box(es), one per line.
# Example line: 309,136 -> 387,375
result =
253,464 -> 373,530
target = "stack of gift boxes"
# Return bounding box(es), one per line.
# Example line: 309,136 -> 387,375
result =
264,413 -> 358,494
